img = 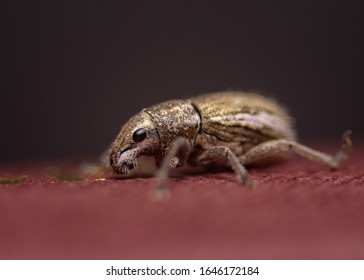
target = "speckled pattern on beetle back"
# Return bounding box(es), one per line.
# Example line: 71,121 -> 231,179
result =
109,91 -> 351,188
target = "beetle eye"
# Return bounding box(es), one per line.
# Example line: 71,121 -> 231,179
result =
132,128 -> 147,143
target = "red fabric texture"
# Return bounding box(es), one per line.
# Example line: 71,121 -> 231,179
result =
0,143 -> 363,259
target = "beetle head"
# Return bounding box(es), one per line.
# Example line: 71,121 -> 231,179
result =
109,111 -> 160,174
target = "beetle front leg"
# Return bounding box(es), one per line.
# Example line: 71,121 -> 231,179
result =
155,137 -> 192,192
196,146 -> 252,186
240,130 -> 352,170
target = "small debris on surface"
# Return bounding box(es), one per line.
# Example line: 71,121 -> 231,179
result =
94,178 -> 107,181
43,167 -> 84,182
0,177 -> 25,184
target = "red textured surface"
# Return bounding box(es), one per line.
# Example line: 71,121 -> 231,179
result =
0,143 -> 364,260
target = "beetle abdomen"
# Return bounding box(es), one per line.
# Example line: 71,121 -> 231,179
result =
190,91 -> 296,145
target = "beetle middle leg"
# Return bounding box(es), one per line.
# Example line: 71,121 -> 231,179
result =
240,130 -> 352,169
195,146 -> 253,186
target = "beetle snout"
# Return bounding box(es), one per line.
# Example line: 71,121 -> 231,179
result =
109,147 -> 138,174
109,147 -> 122,169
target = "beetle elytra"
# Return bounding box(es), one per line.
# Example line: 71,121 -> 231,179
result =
109,91 -> 352,189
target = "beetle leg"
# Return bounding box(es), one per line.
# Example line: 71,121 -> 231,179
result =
240,130 -> 352,170
155,137 -> 191,192
196,146 -> 252,186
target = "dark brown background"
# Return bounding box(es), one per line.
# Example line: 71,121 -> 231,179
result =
1,0 -> 363,161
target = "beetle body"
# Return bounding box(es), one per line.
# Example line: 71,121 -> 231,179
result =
109,91 -> 351,186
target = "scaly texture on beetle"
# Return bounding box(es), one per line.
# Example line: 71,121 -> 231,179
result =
109,91 -> 351,188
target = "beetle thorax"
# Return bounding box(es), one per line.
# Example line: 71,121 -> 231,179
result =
143,100 -> 201,154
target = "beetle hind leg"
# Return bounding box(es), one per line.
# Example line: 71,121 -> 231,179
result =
331,130 -> 352,169
240,130 -> 352,170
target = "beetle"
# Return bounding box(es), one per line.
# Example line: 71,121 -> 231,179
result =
109,91 -> 351,190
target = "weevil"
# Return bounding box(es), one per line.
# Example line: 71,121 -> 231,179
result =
109,91 -> 352,189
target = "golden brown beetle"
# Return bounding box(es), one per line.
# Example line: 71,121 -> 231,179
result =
109,91 -> 351,189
